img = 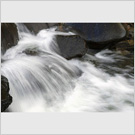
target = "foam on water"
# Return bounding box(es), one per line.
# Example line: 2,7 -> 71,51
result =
1,24 -> 134,112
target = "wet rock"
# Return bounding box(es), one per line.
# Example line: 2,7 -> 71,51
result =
56,35 -> 87,59
1,23 -> 19,54
23,23 -> 59,34
23,48 -> 39,56
110,40 -> 134,56
1,75 -> 12,112
65,23 -> 126,49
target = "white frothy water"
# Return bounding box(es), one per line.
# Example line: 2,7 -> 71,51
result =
1,24 -> 134,112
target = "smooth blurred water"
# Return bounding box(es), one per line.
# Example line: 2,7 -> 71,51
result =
1,24 -> 134,112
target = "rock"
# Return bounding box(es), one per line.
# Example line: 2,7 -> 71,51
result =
23,23 -> 49,34
116,50 -> 131,56
1,75 -> 12,112
65,23 -> 126,49
110,23 -> 134,56
56,35 -> 87,59
122,23 -> 134,40
48,23 -> 60,28
23,48 -> 39,56
110,40 -> 134,55
23,23 -> 59,34
1,23 -> 19,54
127,40 -> 134,46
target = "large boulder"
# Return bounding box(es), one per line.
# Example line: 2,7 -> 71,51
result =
1,23 -> 19,54
23,23 -> 59,34
110,23 -> 134,55
1,75 -> 12,112
56,35 -> 87,59
65,23 -> 126,49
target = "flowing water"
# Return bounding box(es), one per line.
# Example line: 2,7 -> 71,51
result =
1,24 -> 134,112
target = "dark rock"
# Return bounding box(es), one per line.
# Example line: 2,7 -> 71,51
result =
23,23 -> 59,34
47,23 -> 60,28
1,75 -> 12,112
23,48 -> 39,56
65,23 -> 126,49
56,35 -> 87,59
1,23 -> 19,54
23,23 -> 49,34
110,40 -> 134,55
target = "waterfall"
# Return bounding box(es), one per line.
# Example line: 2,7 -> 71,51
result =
1,24 -> 134,112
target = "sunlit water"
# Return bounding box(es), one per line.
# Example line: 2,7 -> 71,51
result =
1,24 -> 134,112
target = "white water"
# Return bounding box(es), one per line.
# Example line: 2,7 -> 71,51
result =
1,24 -> 134,112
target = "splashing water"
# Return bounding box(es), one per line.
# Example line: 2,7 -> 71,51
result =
1,24 -> 134,112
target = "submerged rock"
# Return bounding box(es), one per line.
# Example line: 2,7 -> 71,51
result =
1,75 -> 12,112
1,23 -> 19,54
65,23 -> 126,49
23,49 -> 39,56
23,23 -> 59,34
56,35 -> 87,59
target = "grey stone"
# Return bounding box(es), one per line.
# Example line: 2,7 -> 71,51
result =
65,23 -> 126,48
56,35 -> 87,59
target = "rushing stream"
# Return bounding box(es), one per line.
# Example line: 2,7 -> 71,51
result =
1,24 -> 134,112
